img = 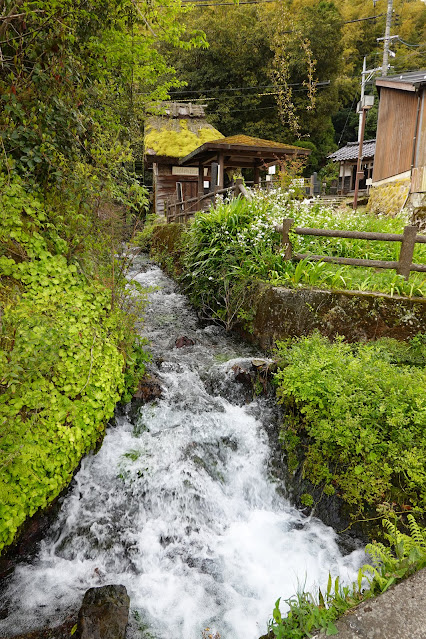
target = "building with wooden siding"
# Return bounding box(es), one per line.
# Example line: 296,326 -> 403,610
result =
145,103 -> 311,216
373,71 -> 426,193
144,102 -> 223,215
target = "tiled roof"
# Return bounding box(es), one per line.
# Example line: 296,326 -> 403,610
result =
328,139 -> 376,162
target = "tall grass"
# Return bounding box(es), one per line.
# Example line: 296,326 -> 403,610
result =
183,191 -> 425,299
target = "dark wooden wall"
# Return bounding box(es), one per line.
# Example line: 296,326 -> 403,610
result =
154,163 -> 199,215
373,87 -> 420,182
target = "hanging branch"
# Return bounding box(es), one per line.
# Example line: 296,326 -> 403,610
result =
269,6 -> 317,137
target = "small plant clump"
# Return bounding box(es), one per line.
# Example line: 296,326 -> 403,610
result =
267,515 -> 426,638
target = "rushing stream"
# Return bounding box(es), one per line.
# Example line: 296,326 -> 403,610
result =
0,257 -> 364,638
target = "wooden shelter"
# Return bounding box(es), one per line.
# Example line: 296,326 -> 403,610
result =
373,70 -> 426,189
145,102 -> 310,216
179,134 -> 310,191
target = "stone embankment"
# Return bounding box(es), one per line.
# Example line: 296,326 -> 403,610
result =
315,567 -> 426,639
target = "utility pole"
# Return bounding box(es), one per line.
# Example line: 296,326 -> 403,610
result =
382,0 -> 393,77
353,108 -> 367,210
358,57 -> 367,143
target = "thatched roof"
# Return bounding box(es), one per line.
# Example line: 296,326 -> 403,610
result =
144,102 -> 223,159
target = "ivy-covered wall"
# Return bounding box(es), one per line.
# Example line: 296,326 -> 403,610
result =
367,179 -> 411,217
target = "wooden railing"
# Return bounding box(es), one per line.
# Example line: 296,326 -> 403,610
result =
165,179 -> 252,224
275,218 -> 426,280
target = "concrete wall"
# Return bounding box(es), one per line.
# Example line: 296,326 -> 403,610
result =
242,282 -> 426,349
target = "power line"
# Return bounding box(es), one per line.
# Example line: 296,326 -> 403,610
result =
397,36 -> 422,48
172,84 -> 331,102
167,80 -> 331,95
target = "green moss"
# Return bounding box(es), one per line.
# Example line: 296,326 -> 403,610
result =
145,119 -> 223,158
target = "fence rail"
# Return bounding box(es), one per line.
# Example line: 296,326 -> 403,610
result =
165,179 -> 251,223
275,218 -> 426,280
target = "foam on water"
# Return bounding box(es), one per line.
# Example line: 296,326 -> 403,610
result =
0,257 -> 364,638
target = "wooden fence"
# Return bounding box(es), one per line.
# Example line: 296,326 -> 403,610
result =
275,218 -> 426,280
165,179 -> 252,224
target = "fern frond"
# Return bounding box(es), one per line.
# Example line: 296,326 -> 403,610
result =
407,515 -> 426,548
365,541 -> 394,567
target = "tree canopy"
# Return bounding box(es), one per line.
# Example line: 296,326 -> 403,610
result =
165,0 -> 426,169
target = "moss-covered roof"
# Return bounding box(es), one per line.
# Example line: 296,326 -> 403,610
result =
212,134 -> 307,151
145,116 -> 223,159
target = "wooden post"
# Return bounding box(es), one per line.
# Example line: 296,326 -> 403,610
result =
218,152 -> 224,188
397,225 -> 418,280
353,107 -> 367,210
282,218 -> 294,260
253,164 -> 260,188
165,199 -> 169,223
198,161 -> 204,196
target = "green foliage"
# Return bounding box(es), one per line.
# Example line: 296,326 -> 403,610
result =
134,214 -> 165,252
274,333 -> 426,522
180,189 -> 426,299
181,195 -> 273,329
0,0 -> 206,188
364,515 -> 426,593
0,172 -> 149,554
268,515 -> 426,638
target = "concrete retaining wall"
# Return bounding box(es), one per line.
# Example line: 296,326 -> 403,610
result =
243,282 -> 426,348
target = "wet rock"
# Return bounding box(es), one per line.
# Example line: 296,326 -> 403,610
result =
231,364 -> 252,386
77,584 -> 130,639
133,375 -> 162,403
175,336 -> 195,348
129,374 -> 162,424
251,358 -> 269,368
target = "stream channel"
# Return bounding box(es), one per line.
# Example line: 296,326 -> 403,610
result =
0,256 -> 365,639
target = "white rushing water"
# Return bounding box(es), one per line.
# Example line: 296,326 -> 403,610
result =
0,257 -> 364,638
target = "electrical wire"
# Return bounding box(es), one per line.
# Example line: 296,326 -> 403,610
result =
172,85 -> 331,102
338,95 -> 357,146
397,36 -> 422,48
166,80 -> 331,95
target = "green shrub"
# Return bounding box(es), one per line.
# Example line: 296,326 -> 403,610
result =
0,174 -> 147,553
273,333 -> 426,522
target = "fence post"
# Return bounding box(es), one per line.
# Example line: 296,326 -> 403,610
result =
282,218 -> 294,260
397,225 -> 418,280
165,199 -> 169,223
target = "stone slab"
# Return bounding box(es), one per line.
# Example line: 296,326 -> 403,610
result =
315,567 -> 426,639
